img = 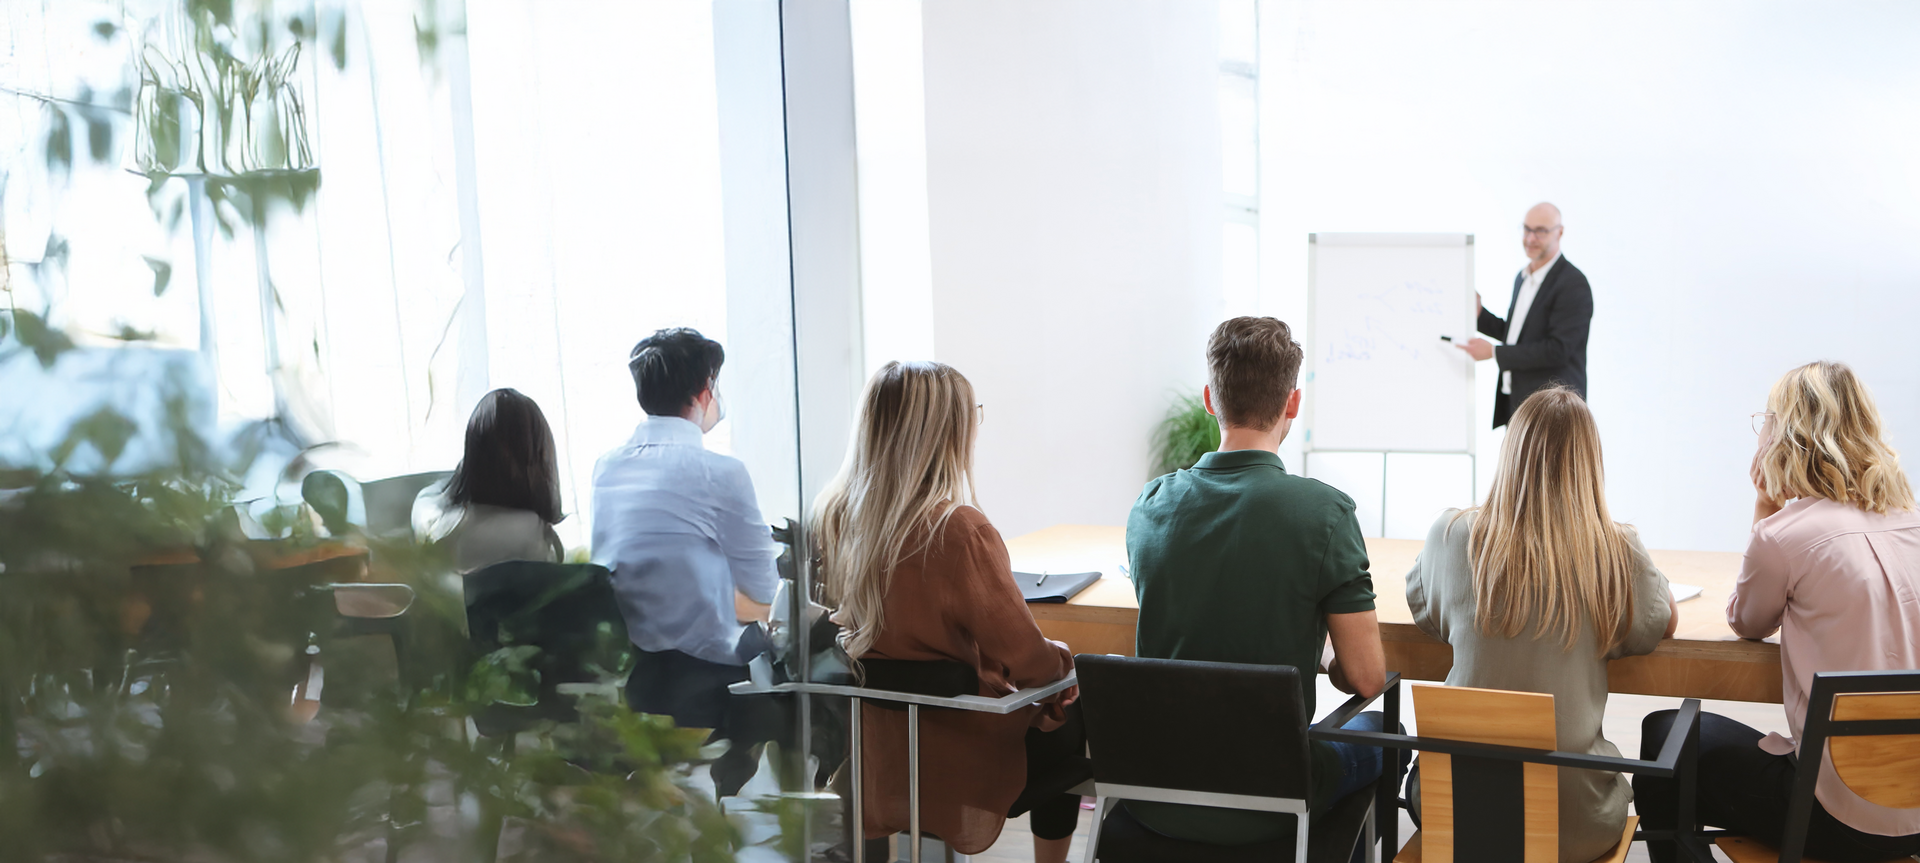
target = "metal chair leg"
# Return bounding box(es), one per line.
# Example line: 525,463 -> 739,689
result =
909,703 -> 921,863
1081,796 -> 1114,863
852,697 -> 864,863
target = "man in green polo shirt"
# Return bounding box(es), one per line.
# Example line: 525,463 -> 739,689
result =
1125,315 -> 1401,848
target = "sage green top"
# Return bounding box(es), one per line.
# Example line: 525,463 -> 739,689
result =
1126,449 -> 1377,845
1406,509 -> 1671,863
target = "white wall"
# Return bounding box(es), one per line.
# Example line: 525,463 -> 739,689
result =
920,0 -> 1223,537
1259,1 -> 1920,552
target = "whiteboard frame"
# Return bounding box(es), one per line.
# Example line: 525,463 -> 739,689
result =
1302,232 -> 1478,534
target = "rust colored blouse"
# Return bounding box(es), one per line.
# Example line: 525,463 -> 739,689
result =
854,505 -> 1074,854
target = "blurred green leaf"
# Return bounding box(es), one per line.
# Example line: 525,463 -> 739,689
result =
85,112 -> 112,162
51,407 -> 139,469
43,107 -> 72,173
93,20 -> 116,39
329,14 -> 347,70
188,0 -> 232,27
143,256 -> 173,296
9,309 -> 75,368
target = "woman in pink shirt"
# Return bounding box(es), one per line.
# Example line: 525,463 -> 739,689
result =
1637,361 -> 1920,862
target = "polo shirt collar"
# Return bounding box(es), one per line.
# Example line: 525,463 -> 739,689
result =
1192,449 -> 1287,472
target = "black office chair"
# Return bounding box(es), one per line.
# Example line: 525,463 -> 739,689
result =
463,561 -> 633,739
1712,670 -> 1920,863
360,470 -> 451,539
1074,654 -> 1379,863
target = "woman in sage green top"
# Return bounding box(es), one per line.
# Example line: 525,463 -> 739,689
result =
1405,387 -> 1676,863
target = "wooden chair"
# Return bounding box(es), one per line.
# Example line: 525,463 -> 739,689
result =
1394,685 -> 1632,863
1315,683 -> 1710,863
1712,670 -> 1920,863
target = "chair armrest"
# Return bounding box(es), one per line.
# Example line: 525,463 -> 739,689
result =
1647,698 -> 1702,774
728,671 -> 1076,715
325,583 -> 416,618
1312,725 -> 1692,778
1310,671 -> 1401,735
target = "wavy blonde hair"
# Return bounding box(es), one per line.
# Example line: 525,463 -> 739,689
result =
1455,387 -> 1640,653
1757,361 -> 1914,514
811,361 -> 979,659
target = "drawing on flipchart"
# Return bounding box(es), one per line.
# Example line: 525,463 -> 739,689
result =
1322,280 -> 1449,365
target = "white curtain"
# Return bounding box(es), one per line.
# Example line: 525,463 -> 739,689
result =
3,0 -> 795,550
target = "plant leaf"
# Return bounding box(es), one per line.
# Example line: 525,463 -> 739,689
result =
144,256 -> 173,296
85,112 -> 112,162
44,107 -> 72,173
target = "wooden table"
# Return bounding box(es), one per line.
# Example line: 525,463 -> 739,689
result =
1009,525 -> 1783,704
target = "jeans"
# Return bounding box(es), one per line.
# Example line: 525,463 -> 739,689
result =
1634,709 -> 1920,863
1326,710 -> 1411,804
1325,711 -> 1411,863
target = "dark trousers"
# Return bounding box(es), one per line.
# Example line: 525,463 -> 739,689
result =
1009,701 -> 1090,841
626,647 -> 759,796
1635,710 -> 1920,863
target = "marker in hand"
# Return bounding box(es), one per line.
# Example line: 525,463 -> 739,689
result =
1440,335 -> 1454,342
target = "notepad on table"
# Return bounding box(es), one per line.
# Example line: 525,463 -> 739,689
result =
1671,582 -> 1703,603
1016,571 -> 1102,604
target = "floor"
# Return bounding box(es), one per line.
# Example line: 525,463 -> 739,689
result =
962,681 -> 1798,863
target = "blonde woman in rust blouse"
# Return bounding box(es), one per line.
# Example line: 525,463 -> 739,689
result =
813,361 -> 1083,861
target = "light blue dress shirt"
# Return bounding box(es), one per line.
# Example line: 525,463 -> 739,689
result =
591,416 -> 780,666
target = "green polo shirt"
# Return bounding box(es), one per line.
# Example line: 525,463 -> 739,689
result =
1123,448 -> 1376,845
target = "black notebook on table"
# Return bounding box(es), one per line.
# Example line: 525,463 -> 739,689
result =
1015,571 -> 1102,603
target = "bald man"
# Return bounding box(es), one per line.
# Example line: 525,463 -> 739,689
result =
1457,202 -> 1593,428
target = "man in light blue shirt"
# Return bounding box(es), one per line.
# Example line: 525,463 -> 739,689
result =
592,327 -> 779,736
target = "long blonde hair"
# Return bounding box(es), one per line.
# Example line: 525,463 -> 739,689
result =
811,361 -> 980,659
1756,361 -> 1914,514
1456,387 -> 1640,653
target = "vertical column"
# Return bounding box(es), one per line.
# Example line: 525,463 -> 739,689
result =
713,0 -> 803,524
778,0 -> 864,511
444,19 -> 491,416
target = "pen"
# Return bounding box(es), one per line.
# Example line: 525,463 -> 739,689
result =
1035,570 -> 1049,587
1440,335 -> 1454,342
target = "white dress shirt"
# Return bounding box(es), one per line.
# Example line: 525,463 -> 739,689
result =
1502,252 -> 1561,395
591,416 -> 780,666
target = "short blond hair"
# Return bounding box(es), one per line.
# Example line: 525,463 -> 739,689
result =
1758,361 -> 1914,514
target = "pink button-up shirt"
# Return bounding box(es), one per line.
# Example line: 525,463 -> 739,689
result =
1729,496 -> 1920,837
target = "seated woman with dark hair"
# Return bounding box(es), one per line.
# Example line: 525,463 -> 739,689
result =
420,388 -> 565,573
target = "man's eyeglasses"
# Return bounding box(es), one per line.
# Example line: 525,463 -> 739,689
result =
1522,225 -> 1560,238
976,403 -> 986,427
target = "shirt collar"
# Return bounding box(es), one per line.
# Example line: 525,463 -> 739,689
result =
629,415 -> 706,447
1192,448 -> 1288,472
1524,252 -> 1562,284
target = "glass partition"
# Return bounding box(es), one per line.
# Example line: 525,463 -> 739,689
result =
0,0 -> 834,859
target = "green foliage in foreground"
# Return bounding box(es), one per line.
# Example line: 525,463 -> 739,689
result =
1151,392 -> 1222,477
0,416 -> 736,863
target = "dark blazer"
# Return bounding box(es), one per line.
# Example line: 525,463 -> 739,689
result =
1477,256 -> 1592,428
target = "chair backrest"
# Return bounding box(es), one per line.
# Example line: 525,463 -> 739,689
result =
1409,683 -> 1559,863
857,658 -> 979,701
465,561 -> 631,694
361,471 -> 451,538
1813,673 -> 1920,810
1076,654 -> 1312,802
